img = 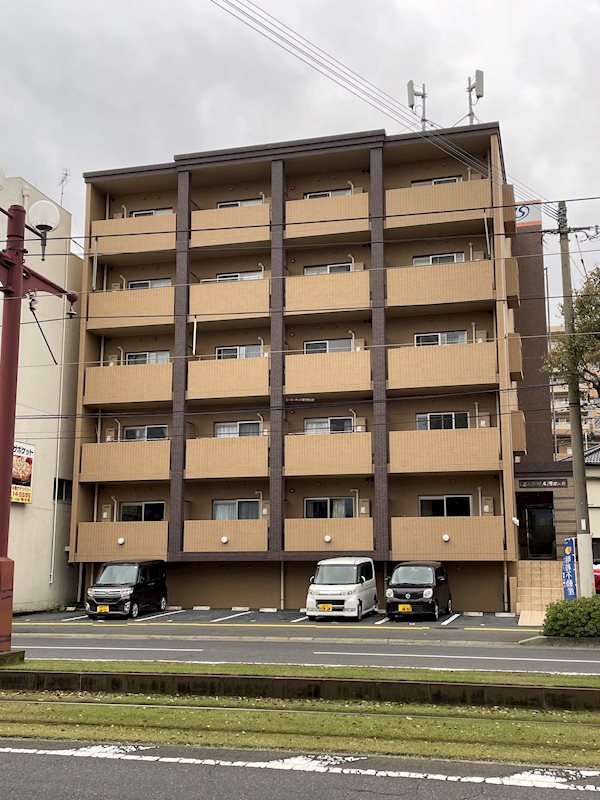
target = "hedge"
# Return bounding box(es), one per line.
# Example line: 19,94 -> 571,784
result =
542,595 -> 600,637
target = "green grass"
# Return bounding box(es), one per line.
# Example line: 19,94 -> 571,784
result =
0,690 -> 599,767
4,658 -> 600,688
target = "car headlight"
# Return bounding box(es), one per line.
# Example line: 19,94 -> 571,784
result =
86,589 -> 94,598
423,588 -> 433,599
385,588 -> 394,599
119,588 -> 133,597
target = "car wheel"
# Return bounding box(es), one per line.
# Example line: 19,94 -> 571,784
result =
446,597 -> 453,615
373,596 -> 378,615
87,614 -> 97,620
130,601 -> 140,619
386,613 -> 396,621
355,601 -> 363,622
307,615 -> 317,622
158,595 -> 167,612
432,602 -> 440,621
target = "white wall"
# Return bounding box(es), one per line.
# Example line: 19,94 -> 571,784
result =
588,466 -> 600,546
1,176 -> 82,611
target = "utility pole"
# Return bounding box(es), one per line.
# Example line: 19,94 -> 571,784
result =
0,203 -> 78,656
558,200 -> 594,596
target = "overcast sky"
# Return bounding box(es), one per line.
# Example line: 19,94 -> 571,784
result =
2,0 -> 599,310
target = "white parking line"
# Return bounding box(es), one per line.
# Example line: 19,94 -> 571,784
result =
133,609 -> 187,623
441,613 -> 460,626
374,617 -> 389,625
290,616 -> 308,623
20,646 -> 205,653
211,610 -> 252,623
60,615 -> 88,622
314,651 -> 600,665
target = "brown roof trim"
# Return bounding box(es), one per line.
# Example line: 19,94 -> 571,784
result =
83,161 -> 176,183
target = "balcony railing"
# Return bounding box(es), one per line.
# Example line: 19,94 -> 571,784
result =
284,518 -> 374,551
388,428 -> 500,473
91,214 -> 176,256
285,269 -> 370,315
285,193 -> 369,240
75,522 -> 168,562
87,287 -> 175,333
387,342 -> 497,392
284,432 -> 373,476
83,363 -> 173,406
183,520 -> 268,552
187,357 -> 270,401
284,350 -> 371,396
511,410 -> 527,455
80,440 -> 171,482
189,279 -> 270,323
385,180 -> 492,230
190,205 -> 270,248
390,516 -> 505,561
508,333 -> 524,380
185,436 -> 269,478
386,260 -> 494,310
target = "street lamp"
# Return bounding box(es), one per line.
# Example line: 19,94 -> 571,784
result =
0,201 -> 78,661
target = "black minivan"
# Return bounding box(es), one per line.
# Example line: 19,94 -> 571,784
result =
86,561 -> 167,619
385,561 -> 451,621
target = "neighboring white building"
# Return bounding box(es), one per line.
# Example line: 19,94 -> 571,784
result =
585,445 -> 600,560
0,173 -> 82,611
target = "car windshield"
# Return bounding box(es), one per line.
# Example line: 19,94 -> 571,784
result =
313,565 -> 358,585
390,565 -> 435,586
95,564 -> 139,585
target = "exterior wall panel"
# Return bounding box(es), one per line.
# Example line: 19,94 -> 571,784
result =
91,215 -> 176,255
183,520 -> 268,552
186,437 -> 269,478
285,518 -> 374,551
285,270 -> 370,315
284,432 -> 373,476
187,358 -> 269,400
286,194 -> 369,239
285,351 -> 371,395
390,516 -> 505,560
189,279 -> 270,322
80,441 -> 171,482
76,522 -> 168,562
87,287 -> 174,333
385,181 -> 492,229
388,342 -> 497,391
83,364 -> 173,406
387,261 -> 494,309
190,205 -> 270,248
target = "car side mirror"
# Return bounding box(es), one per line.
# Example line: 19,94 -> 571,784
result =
309,576 -> 314,584
438,575 -> 445,582
360,575 -> 366,584
385,576 -> 390,584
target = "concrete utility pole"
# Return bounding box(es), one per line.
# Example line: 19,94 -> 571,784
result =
0,203 -> 78,655
558,200 -> 594,596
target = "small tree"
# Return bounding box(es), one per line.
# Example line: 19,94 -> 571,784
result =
544,266 -> 600,398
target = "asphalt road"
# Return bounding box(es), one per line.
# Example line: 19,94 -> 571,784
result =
9,609 -> 600,674
2,740 -> 600,799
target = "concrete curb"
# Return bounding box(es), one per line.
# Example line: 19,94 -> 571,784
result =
519,635 -> 600,648
0,669 -> 599,710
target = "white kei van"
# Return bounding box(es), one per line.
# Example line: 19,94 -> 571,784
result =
305,557 -> 378,621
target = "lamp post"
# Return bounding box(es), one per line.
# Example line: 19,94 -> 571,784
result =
0,201 -> 78,657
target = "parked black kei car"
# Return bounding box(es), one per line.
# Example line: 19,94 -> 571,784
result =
385,561 -> 451,621
85,561 -> 167,619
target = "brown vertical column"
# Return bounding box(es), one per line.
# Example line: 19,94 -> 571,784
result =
269,160 -> 285,553
168,170 -> 191,558
370,146 -> 389,560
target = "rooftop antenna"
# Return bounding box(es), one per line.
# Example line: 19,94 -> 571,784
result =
407,80 -> 428,131
58,168 -> 70,205
466,70 -> 484,125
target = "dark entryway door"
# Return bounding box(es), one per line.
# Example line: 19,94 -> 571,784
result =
525,506 -> 556,559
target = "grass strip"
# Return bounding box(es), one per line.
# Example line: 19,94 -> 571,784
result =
0,694 -> 599,767
3,659 -> 600,689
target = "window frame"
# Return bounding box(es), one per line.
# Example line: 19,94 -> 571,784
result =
304,416 -> 354,434
411,176 -> 462,187
216,198 -> 264,209
412,252 -> 465,266
127,278 -> 172,290
304,496 -> 355,519
215,270 -> 263,282
303,262 -> 353,276
303,338 -> 353,355
214,420 -> 262,438
129,208 -> 173,217
215,344 -> 263,360
119,500 -> 166,522
414,331 -> 468,347
415,411 -> 470,431
211,498 -> 261,520
418,495 -> 472,517
124,350 -> 170,365
122,425 -> 169,441
303,188 -> 353,199
53,478 -> 73,503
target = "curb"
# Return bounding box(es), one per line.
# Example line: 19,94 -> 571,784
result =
519,635 -> 600,648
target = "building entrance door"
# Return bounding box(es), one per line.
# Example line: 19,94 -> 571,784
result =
525,506 -> 556,559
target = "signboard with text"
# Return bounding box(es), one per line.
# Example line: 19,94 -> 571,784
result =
11,441 -> 34,504
562,537 -> 578,600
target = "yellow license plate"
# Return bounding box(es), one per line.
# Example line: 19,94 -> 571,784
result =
97,605 -> 110,614
318,603 -> 333,612
397,604 -> 412,612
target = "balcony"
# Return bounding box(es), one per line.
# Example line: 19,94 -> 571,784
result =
284,432 -> 373,476
387,342 -> 497,393
508,333 -> 524,381
91,215 -> 176,256
190,205 -> 270,248
80,441 -> 171,482
285,350 -> 371,396
183,520 -> 268,552
285,270 -> 370,316
385,180 -> 492,232
83,363 -> 173,407
87,287 -> 175,334
388,428 -> 500,473
185,436 -> 269,479
390,516 -> 505,561
75,522 -> 168,563
189,279 -> 270,323
386,260 -> 494,311
511,410 -> 527,455
505,257 -> 520,308
284,518 -> 374,552
503,184 -> 517,234
187,357 -> 270,401
285,193 -> 369,240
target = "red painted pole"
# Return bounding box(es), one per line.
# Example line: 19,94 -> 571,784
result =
0,205 -> 25,652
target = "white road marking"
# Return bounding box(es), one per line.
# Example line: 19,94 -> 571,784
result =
374,617 -> 389,625
1,747 -> 599,792
290,616 -> 308,623
211,610 -> 252,623
313,651 -> 600,665
441,613 -> 460,626
18,646 -> 204,653
60,615 -> 89,622
134,609 -> 187,623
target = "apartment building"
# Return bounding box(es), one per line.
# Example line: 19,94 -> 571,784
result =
1,174 -> 81,611
70,124 -> 528,612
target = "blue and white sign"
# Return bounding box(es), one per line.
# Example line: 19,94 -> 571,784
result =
562,537 -> 578,600
515,202 -> 543,227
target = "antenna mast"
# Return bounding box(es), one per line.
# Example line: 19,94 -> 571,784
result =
407,80 -> 428,131
466,70 -> 484,125
58,168 -> 70,206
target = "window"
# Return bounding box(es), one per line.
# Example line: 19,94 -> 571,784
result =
412,253 -> 465,266
217,198 -> 264,208
125,350 -> 170,365
304,417 -> 353,434
127,278 -> 172,289
123,425 -> 168,441
304,188 -> 352,199
305,497 -> 354,518
129,208 -> 172,217
214,421 -> 261,438
416,412 -> 469,431
360,561 -> 374,581
313,564 -> 358,585
215,344 -> 262,360
414,331 -> 467,347
215,270 -> 263,282
53,478 -> 72,503
120,501 -> 165,522
303,262 -> 352,276
304,338 -> 353,354
212,499 -> 260,520
411,176 -> 462,186
419,496 -> 471,517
